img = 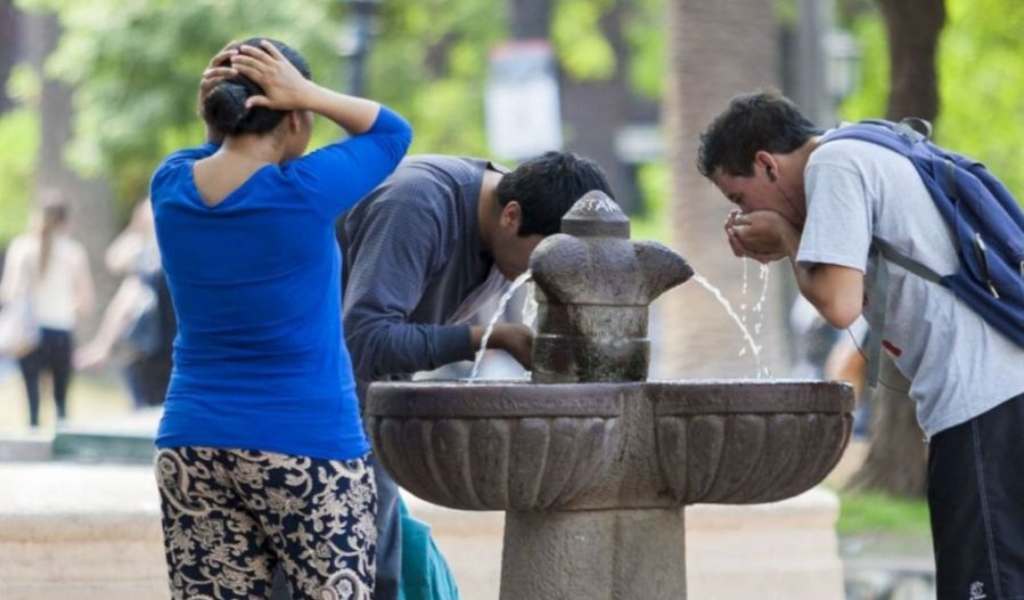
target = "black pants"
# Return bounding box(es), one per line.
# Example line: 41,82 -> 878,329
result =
17,328 -> 73,427
929,392 -> 1024,600
124,352 -> 171,408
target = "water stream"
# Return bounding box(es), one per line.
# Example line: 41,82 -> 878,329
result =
692,273 -> 763,376
751,264 -> 772,378
471,268 -> 770,380
521,282 -> 538,332
740,257 -> 750,326
469,271 -> 533,380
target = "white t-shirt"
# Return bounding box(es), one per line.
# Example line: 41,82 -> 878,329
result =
797,138 -> 1024,437
3,234 -> 89,331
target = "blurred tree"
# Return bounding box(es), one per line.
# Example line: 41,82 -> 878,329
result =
0,0 -> 28,246
368,0 -> 505,159
13,0 -> 665,214
935,0 -> 1024,206
659,0 -> 793,381
843,0 -> 945,499
19,10 -> 116,331
842,0 -> 1024,207
843,0 -> 1024,499
16,0 -> 346,210
0,105 -> 37,244
0,0 -> 18,113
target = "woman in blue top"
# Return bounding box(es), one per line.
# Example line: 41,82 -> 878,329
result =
150,39 -> 411,600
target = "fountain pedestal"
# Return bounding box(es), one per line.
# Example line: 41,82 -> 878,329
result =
502,509 -> 687,600
367,192 -> 854,599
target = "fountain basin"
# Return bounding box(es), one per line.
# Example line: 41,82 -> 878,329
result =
367,382 -> 622,511
366,380 -> 853,511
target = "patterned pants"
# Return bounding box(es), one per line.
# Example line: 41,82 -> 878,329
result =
155,447 -> 377,600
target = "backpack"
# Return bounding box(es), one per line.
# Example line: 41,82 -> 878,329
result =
820,119 -> 1024,355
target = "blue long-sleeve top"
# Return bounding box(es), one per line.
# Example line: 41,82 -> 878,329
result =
149,106 -> 412,460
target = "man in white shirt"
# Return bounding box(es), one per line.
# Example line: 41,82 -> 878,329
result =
697,90 -> 1024,600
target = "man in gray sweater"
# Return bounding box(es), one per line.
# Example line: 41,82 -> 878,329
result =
339,152 -> 612,599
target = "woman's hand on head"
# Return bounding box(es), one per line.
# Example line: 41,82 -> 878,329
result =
231,40 -> 314,112
197,42 -> 239,116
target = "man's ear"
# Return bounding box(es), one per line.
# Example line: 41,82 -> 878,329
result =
501,200 -> 522,230
754,150 -> 778,179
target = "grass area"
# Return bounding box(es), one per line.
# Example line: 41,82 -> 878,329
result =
837,490 -> 931,536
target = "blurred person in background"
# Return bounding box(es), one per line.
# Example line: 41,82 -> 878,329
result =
76,199 -> 175,408
0,192 -> 94,428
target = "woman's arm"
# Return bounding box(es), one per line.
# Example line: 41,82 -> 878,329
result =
232,39 -> 412,217
0,238 -> 26,304
231,40 -> 381,135
73,243 -> 96,321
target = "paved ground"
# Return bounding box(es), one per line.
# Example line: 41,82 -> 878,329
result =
1,358 -> 937,599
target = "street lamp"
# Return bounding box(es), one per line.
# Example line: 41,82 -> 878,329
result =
824,28 -> 861,103
337,0 -> 381,97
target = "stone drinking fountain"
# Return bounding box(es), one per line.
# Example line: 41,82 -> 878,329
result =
366,191 -> 854,599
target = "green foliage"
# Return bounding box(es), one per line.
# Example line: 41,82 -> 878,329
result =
369,0 -> 505,158
623,0 -> 664,99
552,0 -> 616,81
775,0 -> 798,27
839,0 -> 1024,206
837,491 -> 931,535
630,161 -> 670,244
0,64 -> 43,245
836,14 -> 888,122
0,107 -> 39,244
8,0 -> 670,207
16,0 -> 345,205
936,0 -> 1024,204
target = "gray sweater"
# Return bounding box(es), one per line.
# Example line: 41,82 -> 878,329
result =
339,155 -> 500,389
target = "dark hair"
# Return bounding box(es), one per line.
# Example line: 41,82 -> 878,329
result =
203,38 -> 312,137
496,152 -> 613,237
36,189 -> 68,275
697,90 -> 821,178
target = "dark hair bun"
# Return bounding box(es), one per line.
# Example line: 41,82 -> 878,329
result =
204,81 -> 250,135
199,39 -> 312,137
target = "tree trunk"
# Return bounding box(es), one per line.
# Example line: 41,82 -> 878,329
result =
847,0 -> 946,499
846,355 -> 927,496
507,0 -> 552,39
0,0 -> 18,113
878,0 -> 945,122
658,0 -> 791,379
559,2 -> 655,216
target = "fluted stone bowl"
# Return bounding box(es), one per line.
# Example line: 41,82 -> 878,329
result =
366,383 -> 623,511
365,380 -> 853,512
649,381 -> 854,505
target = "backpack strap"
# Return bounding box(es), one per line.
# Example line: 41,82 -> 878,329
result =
874,237 -> 943,285
864,238 -> 944,390
865,257 -> 887,389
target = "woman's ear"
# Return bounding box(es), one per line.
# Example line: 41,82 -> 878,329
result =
287,111 -> 303,133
